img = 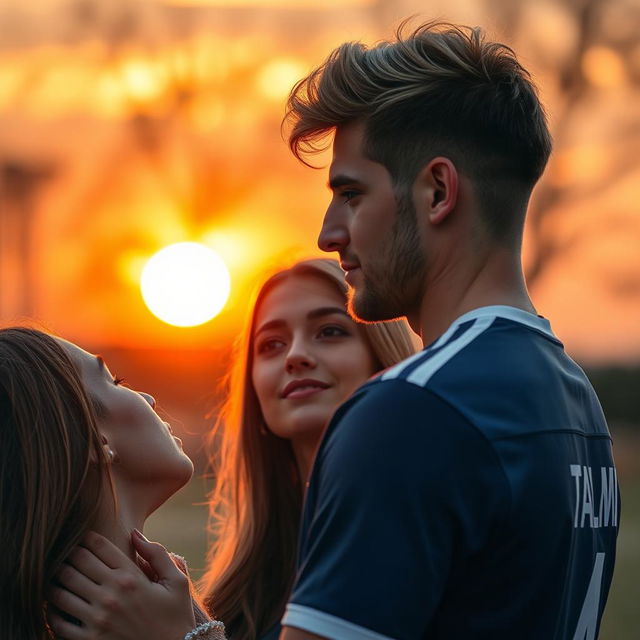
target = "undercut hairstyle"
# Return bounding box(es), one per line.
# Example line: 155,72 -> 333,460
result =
285,20 -> 553,243
0,327 -> 105,639
200,259 -> 417,640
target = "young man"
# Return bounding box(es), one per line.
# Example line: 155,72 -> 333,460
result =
280,21 -> 619,640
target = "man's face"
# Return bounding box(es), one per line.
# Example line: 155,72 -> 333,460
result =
318,121 -> 425,322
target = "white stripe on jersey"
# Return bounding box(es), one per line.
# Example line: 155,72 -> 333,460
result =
381,315 -> 495,388
453,305 -> 556,339
382,306 -> 555,386
284,604 -> 394,640
380,313 -> 474,382
380,348 -> 428,381
406,316 -> 494,387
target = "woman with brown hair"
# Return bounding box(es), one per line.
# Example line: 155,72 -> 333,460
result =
45,258 -> 418,640
200,258 -> 418,639
0,327 -> 224,640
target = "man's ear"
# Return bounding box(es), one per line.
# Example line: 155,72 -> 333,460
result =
414,157 -> 458,225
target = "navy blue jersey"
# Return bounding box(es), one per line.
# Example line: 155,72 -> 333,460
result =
283,306 -> 619,639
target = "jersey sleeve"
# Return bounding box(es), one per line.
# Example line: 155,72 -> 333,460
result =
283,380 -> 511,640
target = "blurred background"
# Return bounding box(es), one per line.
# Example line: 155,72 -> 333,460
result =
0,0 -> 638,636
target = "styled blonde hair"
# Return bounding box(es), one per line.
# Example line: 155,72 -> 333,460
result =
285,20 -> 552,242
200,259 -> 417,639
0,328 -> 106,639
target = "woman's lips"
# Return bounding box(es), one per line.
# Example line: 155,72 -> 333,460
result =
164,421 -> 182,445
282,379 -> 330,399
286,386 -> 328,400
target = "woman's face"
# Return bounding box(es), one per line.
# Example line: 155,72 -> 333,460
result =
251,273 -> 378,446
59,340 -> 193,497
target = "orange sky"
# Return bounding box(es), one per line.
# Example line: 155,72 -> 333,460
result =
0,0 -> 639,364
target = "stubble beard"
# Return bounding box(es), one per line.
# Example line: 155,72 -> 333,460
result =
348,193 -> 425,322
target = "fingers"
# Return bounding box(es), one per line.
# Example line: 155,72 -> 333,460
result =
67,545 -> 113,585
56,562 -> 101,602
81,531 -> 135,570
47,585 -> 91,626
131,529 -> 188,589
47,609 -> 85,640
136,555 -> 159,582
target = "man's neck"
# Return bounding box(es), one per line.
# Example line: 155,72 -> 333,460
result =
414,250 -> 535,347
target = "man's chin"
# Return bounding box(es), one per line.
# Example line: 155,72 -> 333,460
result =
347,287 -> 403,323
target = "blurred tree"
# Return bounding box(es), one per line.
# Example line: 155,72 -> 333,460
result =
0,161 -> 56,318
487,0 -> 640,293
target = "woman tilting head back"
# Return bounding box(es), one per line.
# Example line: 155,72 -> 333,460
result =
0,328 -> 106,638
201,258 -> 417,639
0,327 -> 196,639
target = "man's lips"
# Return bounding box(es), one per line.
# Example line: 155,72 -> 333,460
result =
340,261 -> 360,273
281,379 -> 330,399
340,261 -> 361,285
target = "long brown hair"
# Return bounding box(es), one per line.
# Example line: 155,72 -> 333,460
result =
0,328 -> 105,639
200,259 -> 417,639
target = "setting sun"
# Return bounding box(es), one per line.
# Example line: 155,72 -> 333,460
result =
140,242 -> 231,327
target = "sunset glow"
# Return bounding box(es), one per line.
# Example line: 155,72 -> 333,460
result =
140,243 -> 231,327
1,6 -> 636,634
0,0 -> 638,359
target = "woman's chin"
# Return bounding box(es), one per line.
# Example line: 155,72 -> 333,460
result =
281,407 -> 334,439
155,456 -> 195,500
145,466 -> 194,516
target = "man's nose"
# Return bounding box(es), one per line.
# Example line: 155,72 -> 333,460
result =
318,203 -> 350,254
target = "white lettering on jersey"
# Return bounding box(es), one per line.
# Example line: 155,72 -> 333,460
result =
570,465 -> 618,529
572,553 -> 606,640
598,466 -> 618,527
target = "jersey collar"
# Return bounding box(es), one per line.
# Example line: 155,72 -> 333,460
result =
446,305 -> 557,341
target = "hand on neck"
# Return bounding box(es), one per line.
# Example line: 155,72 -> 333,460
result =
92,490 -> 148,564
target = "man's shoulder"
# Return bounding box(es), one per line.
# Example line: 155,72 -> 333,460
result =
376,310 -> 560,387
345,308 -> 607,443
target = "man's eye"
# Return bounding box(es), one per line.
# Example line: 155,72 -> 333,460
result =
342,190 -> 359,204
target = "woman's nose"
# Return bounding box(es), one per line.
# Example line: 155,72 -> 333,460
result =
285,341 -> 317,373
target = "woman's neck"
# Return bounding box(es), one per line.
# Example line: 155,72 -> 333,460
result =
291,438 -> 317,488
92,492 -> 147,563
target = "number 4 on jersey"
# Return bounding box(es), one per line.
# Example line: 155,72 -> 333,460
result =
573,553 -> 605,640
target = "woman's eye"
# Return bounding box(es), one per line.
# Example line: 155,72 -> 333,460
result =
113,376 -> 126,386
257,339 -> 285,355
318,325 -> 349,338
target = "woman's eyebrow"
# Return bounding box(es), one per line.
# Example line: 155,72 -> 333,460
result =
254,319 -> 286,338
254,307 -> 349,338
307,307 -> 349,320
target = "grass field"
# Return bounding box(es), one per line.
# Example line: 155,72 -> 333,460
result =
146,431 -> 640,638
599,476 -> 640,639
